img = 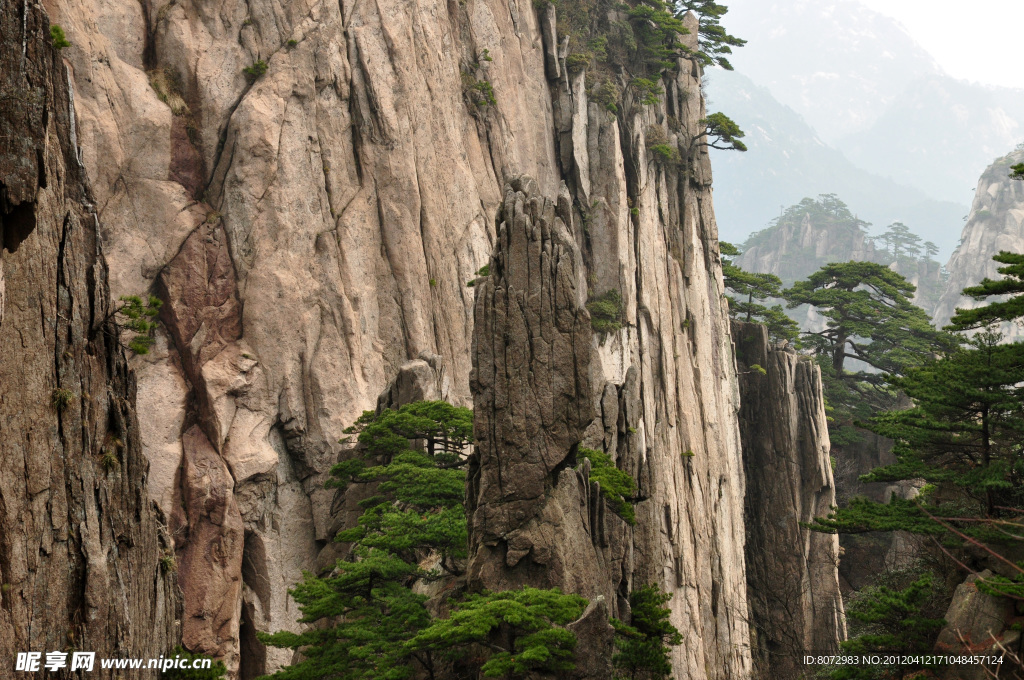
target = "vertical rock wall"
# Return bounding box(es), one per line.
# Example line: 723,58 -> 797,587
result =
543,14 -> 754,679
468,177 -> 600,597
934,149 -> 1024,334
733,322 -> 845,679
33,0 -> 766,676
45,0 -> 560,672
468,13 -> 755,674
0,0 -> 179,672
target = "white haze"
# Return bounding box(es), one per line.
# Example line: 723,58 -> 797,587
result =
706,0 -> 1024,257
855,0 -> 1024,89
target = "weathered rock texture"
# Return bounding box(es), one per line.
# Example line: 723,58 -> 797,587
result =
831,432 -> 922,594
934,149 -> 1024,335
732,322 -> 845,679
736,211 -> 878,285
934,571 -> 1024,680
734,204 -> 944,310
468,176 -> 599,595
0,0 -> 179,672
45,0 -> 556,671
470,165 -> 752,680
38,0 -> 763,674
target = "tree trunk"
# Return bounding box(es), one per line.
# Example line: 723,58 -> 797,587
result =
832,334 -> 847,375
981,407 -> 994,516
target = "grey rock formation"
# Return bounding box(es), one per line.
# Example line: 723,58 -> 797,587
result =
735,209 -> 878,285
0,0 -> 179,670
934,571 -> 1023,680
467,176 -> 599,595
934,149 -> 1024,336
732,322 -> 845,679
734,200 -> 945,314
28,0 -> 765,674
47,0 -> 558,671
831,431 -> 922,594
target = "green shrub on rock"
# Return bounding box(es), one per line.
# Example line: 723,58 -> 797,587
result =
579,447 -> 637,525
587,289 -> 625,334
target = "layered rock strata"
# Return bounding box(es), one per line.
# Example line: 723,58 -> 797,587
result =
0,0 -> 179,672
732,322 -> 845,679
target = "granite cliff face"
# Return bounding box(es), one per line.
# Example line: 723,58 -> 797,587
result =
934,149 -> 1024,336
0,0 -> 179,671
46,0 -> 561,671
733,322 -> 845,679
2,0 -> 843,675
735,204 -> 878,285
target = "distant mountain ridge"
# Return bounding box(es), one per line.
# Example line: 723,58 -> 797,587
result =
706,0 -> 1024,259
840,77 -> 1024,202
707,70 -> 966,256
717,0 -> 943,143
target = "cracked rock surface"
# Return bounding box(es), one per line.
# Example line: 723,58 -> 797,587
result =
16,0 -> 836,674
934,149 -> 1024,336
0,0 -> 179,670
733,322 -> 845,679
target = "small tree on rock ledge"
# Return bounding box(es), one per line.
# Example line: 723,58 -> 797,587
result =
691,112 -> 747,152
610,585 -> 683,680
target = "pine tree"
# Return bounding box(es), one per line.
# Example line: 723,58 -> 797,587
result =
331,401 -> 473,575
406,587 -> 588,679
783,262 -> 948,441
259,550 -> 432,680
110,294 -> 163,355
785,262 -> 940,379
808,329 -> 1024,534
625,0 -> 689,74
260,401 -> 474,679
875,222 -> 922,263
671,0 -> 746,70
946,251 -> 1024,331
262,401 -> 599,678
828,574 -> 946,680
691,112 -> 747,152
720,241 -> 798,343
808,255 -> 1024,604
1010,163 -> 1024,180
610,585 -> 683,680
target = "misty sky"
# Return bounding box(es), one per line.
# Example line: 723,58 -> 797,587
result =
855,0 -> 1023,89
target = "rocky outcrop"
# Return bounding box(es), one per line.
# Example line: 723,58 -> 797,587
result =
467,176 -> 600,595
737,211 -> 877,283
36,0 -> 755,673
934,149 -> 1024,335
732,322 -> 845,679
43,0 -> 555,671
0,0 -> 179,671
934,571 -> 1023,680
734,199 -> 944,311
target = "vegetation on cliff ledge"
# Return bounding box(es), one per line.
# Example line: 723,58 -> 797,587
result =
261,401 -> 654,679
803,251 -> 1024,676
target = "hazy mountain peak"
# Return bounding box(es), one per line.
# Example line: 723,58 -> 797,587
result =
722,0 -> 941,142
